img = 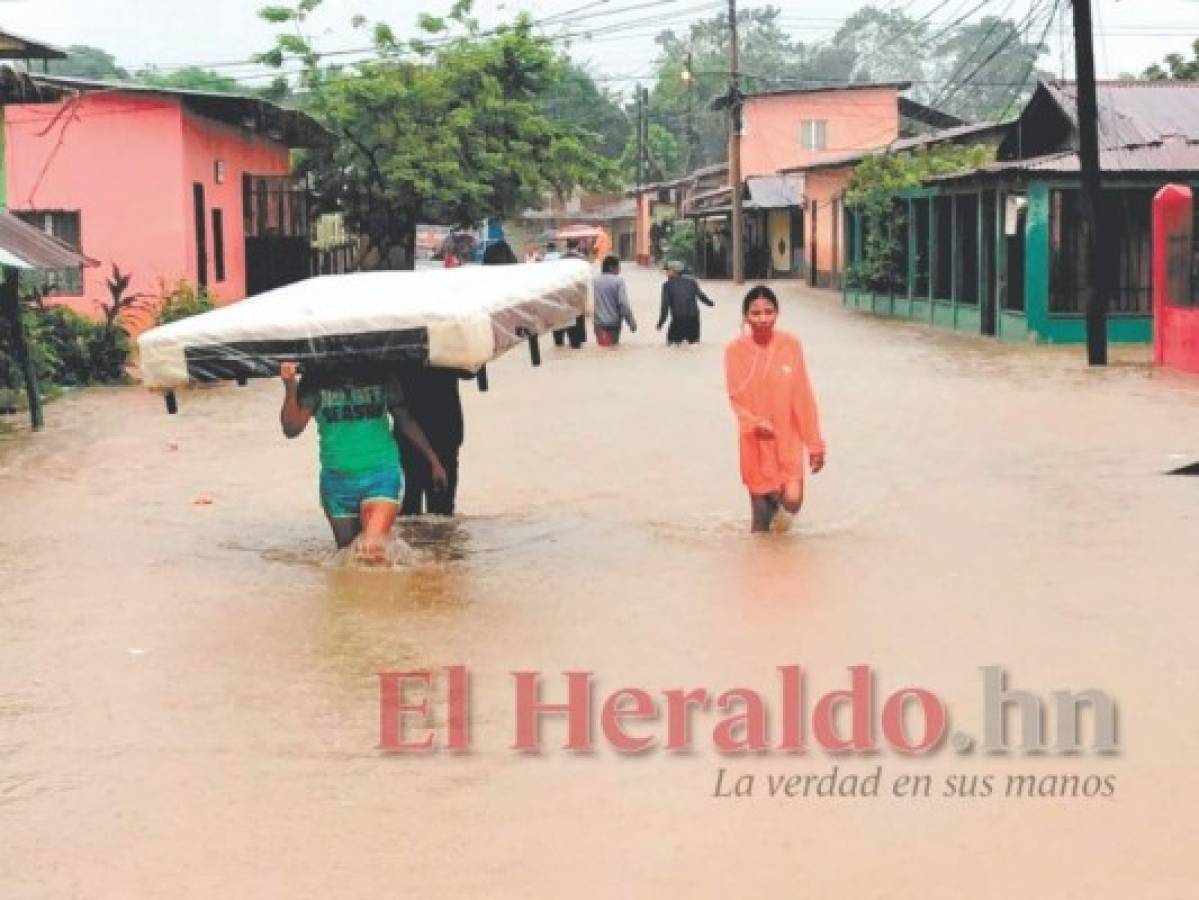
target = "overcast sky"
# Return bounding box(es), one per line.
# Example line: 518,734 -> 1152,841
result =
3,0 -> 1196,90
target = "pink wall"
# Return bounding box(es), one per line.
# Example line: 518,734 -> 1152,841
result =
5,93 -> 187,320
635,192 -> 652,265
739,88 -> 901,179
805,168 -> 852,284
180,108 -> 290,304
5,92 -> 294,325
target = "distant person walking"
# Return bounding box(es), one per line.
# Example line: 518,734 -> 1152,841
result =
549,241 -> 587,349
724,285 -> 826,533
657,260 -> 714,345
592,255 -> 636,347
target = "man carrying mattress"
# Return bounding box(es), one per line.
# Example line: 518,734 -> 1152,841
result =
279,362 -> 448,560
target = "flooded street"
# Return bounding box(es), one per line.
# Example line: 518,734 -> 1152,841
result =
3,266 -> 1199,898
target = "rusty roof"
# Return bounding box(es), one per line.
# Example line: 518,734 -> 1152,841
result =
0,210 -> 96,270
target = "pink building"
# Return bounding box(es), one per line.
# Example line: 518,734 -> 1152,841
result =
739,83 -> 909,179
675,82 -> 968,286
3,77 -> 328,323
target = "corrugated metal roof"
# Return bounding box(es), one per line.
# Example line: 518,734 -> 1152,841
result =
745,175 -> 804,208
1045,80 -> 1199,146
782,121 -> 1012,174
30,75 -> 332,148
0,210 -> 96,270
744,81 -> 912,101
928,136 -> 1199,183
0,28 -> 67,60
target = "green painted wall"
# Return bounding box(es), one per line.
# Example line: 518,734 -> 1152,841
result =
998,311 -> 1031,342
932,301 -> 955,329
955,306 -> 981,333
1023,184 -> 1052,340
1039,316 -> 1153,343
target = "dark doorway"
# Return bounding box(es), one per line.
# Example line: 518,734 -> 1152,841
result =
981,191 -> 998,335
809,201 -> 818,286
243,173 -> 312,296
193,183 -> 208,288
212,209 -> 226,283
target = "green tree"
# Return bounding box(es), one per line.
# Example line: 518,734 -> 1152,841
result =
134,66 -> 246,93
541,63 -> 631,160
926,15 -> 1053,122
1143,39 -> 1199,81
620,123 -> 681,183
47,44 -> 130,80
258,0 -> 618,268
832,7 -> 929,92
651,6 -> 816,169
844,144 -> 994,290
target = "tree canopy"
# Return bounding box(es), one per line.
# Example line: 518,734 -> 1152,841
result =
257,0 -> 619,266
1143,39 -> 1199,81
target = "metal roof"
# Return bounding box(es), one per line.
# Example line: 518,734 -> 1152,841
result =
781,121 -> 1013,174
745,175 -> 804,208
928,136 -> 1199,184
685,175 -> 805,215
743,81 -> 912,101
29,75 -> 332,148
1045,79 -> 1199,146
0,28 -> 67,61
0,210 -> 96,270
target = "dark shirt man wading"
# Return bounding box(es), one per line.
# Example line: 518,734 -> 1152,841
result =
656,260 -> 714,345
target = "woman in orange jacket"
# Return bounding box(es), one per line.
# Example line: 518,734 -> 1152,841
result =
724,285 -> 826,532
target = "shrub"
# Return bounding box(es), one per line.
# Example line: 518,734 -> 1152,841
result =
154,279 -> 215,326
663,218 -> 699,273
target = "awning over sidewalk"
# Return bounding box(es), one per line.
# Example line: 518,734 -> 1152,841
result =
686,175 -> 805,216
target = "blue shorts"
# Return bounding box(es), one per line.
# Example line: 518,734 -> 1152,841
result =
319,466 -> 404,519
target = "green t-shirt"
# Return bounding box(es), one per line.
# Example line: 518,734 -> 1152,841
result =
299,378 -> 401,474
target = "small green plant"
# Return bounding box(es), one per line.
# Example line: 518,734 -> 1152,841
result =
154,278 -> 215,326
90,264 -> 151,382
845,144 -> 995,292
662,218 -> 698,272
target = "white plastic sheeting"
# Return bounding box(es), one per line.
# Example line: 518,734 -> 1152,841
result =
138,260 -> 592,390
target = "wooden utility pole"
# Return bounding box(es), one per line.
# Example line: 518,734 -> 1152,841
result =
1071,0 -> 1108,365
641,84 -> 651,180
684,50 -> 699,171
0,268 -> 44,431
635,83 -> 645,190
728,0 -> 744,283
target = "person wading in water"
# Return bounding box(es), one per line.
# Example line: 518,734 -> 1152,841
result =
723,285 -> 826,533
279,363 -> 447,559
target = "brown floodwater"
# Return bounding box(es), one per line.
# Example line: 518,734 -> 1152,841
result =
2,267 -> 1198,897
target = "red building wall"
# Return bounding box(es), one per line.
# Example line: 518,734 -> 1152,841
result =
5,92 -> 292,323
1153,184 -> 1199,375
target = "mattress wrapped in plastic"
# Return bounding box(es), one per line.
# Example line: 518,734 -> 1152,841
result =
138,260 -> 592,390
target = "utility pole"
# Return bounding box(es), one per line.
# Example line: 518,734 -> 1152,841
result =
0,268 -> 44,431
641,84 -> 651,181
635,83 -> 645,190
1071,0 -> 1108,365
684,50 -> 699,172
728,0 -> 744,283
